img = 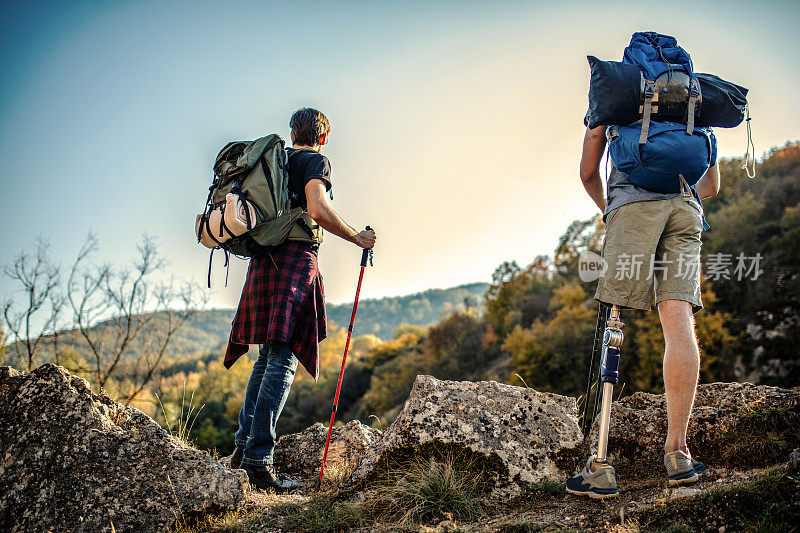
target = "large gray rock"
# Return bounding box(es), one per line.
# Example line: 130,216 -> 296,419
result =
0,364 -> 247,533
589,381 -> 800,477
274,419 -> 381,486
349,375 -> 582,496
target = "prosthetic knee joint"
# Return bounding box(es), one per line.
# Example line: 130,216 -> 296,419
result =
595,305 -> 624,464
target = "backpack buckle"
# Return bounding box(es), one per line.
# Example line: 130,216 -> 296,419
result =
643,80 -> 656,99
689,78 -> 701,97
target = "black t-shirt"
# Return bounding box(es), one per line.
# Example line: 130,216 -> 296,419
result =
285,148 -> 332,210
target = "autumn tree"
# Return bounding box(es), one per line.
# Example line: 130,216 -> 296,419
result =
503,284 -> 596,396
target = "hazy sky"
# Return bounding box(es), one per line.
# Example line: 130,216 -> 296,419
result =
1,0 -> 798,311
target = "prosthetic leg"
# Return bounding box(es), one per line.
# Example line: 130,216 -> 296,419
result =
594,305 -> 624,465
567,304 -> 625,498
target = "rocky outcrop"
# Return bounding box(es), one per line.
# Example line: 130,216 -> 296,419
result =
349,375 -> 582,496
589,381 -> 800,477
274,420 -> 381,486
0,364 -> 247,533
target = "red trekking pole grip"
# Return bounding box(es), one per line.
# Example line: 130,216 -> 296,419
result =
361,226 -> 373,267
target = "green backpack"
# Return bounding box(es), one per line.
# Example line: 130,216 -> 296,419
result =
197,134 -> 322,284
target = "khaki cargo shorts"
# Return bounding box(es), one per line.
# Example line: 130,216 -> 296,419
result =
595,195 -> 703,313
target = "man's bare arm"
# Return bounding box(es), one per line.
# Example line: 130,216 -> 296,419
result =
694,163 -> 720,200
580,126 -> 608,213
305,179 -> 376,248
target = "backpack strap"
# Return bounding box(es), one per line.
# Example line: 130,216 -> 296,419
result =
285,209 -> 323,244
639,80 -> 657,144
295,216 -> 317,240
203,213 -> 227,247
239,193 -> 252,230
206,248 -> 230,289
686,95 -> 697,136
703,130 -> 714,166
678,173 -> 692,197
218,203 -> 241,240
259,155 -> 278,212
686,81 -> 700,135
218,203 -> 227,238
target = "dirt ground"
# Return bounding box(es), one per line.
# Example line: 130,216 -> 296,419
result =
212,464 -> 789,532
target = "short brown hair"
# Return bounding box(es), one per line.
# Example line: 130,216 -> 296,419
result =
290,108 -> 330,146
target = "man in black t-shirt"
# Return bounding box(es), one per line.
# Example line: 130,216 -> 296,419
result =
285,145 -> 332,211
228,108 -> 376,492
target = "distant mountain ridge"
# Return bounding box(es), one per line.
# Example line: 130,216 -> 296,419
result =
326,282 -> 489,339
2,283 -> 490,367
178,282 -> 489,352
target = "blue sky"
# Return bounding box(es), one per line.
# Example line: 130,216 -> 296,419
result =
1,0 -> 798,313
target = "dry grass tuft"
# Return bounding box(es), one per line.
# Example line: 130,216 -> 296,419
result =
367,454 -> 490,524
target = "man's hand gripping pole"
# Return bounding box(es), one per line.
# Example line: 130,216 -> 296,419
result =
595,305 -> 623,465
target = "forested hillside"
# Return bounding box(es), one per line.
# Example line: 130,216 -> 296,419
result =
325,282 -> 489,339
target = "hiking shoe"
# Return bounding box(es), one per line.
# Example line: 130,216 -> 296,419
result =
664,450 -> 705,486
566,455 -> 619,500
230,445 -> 243,470
691,457 -> 708,475
243,464 -> 299,493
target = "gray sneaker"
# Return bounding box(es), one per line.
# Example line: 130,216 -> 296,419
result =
691,457 -> 708,475
566,455 -> 619,499
664,450 -> 706,486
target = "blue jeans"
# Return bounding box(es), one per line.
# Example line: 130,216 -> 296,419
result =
234,341 -> 298,468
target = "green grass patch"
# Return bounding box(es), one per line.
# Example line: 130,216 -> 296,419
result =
635,465 -> 800,532
496,521 -> 544,532
171,508 -> 259,533
713,404 -> 800,467
171,496 -> 365,533
496,524 -> 579,533
260,496 -> 365,532
522,479 -> 564,502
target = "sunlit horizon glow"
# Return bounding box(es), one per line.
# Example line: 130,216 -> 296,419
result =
1,0 -> 798,311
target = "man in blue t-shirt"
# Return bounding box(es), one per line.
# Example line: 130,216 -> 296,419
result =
567,124 -> 720,499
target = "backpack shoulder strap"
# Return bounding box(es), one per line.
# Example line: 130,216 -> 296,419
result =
640,79 -> 657,144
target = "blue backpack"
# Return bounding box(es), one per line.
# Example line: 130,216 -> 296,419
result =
608,32 -> 717,194
608,121 -> 717,194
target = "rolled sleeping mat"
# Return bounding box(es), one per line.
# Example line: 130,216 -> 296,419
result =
694,73 -> 749,128
195,193 -> 259,249
584,56 -> 643,130
584,56 -> 748,130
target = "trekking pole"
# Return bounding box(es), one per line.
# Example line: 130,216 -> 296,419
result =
595,305 -> 624,464
319,227 -> 374,482
581,302 -> 607,441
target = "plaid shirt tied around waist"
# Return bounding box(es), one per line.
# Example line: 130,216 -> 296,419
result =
224,241 -> 326,381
